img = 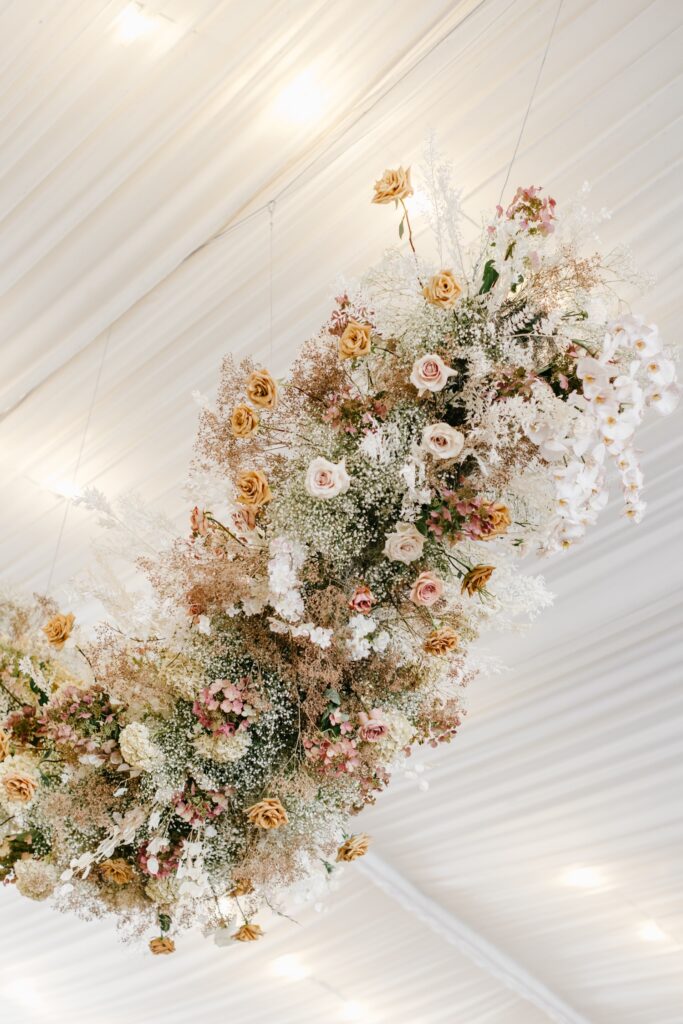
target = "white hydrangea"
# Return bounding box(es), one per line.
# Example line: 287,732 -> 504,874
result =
193,730 -> 252,764
13,858 -> 58,901
268,536 -> 307,622
119,723 -> 160,773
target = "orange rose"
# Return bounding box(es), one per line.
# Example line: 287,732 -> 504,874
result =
42,613 -> 75,649
100,858 -> 135,886
423,627 -> 459,656
336,834 -> 371,862
230,404 -> 259,438
246,797 -> 288,829
232,922 -> 263,942
338,321 -> 372,360
422,270 -> 462,308
236,470 -> 272,507
246,370 -> 277,410
149,937 -> 175,955
461,565 -> 495,596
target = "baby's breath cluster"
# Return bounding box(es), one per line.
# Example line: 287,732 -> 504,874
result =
0,153 -> 677,953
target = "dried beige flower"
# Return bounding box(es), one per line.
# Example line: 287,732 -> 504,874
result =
336,833 -> 371,862
461,565 -> 495,596
229,878 -> 255,897
42,612 -> 75,649
423,627 -> 459,656
247,369 -> 277,410
236,469 -> 272,507
0,729 -> 10,762
246,797 -> 288,829
230,404 -> 259,438
422,269 -> 462,308
149,936 -> 175,955
338,321 -> 372,360
372,167 -> 412,205
100,858 -> 135,886
232,922 -> 263,942
0,759 -> 38,805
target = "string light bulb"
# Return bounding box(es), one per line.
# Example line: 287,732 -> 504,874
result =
117,3 -> 155,43
272,954 -> 310,981
562,866 -> 604,889
274,69 -> 326,123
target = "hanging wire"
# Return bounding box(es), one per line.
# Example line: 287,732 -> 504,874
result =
268,200 -> 276,360
46,327 -> 112,594
498,0 -> 563,206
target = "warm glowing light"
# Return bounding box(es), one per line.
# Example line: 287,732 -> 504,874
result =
272,954 -> 310,981
340,1001 -> 367,1022
640,920 -> 666,942
562,866 -> 604,889
117,3 -> 155,42
274,69 -> 326,123
43,477 -> 82,501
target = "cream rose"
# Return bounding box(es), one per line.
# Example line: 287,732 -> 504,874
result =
421,423 -> 465,460
371,167 -> 413,205
305,457 -> 351,499
410,354 -> 457,395
422,269 -> 462,308
383,522 -> 424,564
410,571 -> 444,607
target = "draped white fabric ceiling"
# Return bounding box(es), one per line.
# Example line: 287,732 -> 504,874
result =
1,1 -> 682,1021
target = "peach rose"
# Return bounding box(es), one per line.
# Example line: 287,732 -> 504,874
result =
410,571 -> 444,607
421,423 -> 465,460
423,627 -> 459,656
482,503 -> 511,539
336,833 -> 371,862
422,269 -> 462,308
233,922 -> 264,942
246,369 -> 277,410
2,770 -> 37,805
236,469 -> 272,507
246,797 -> 288,829
348,586 -> 376,615
372,167 -> 413,205
229,878 -> 254,898
305,457 -> 350,499
410,354 -> 457,395
42,613 -> 75,649
461,565 -> 495,596
0,729 -> 9,762
149,937 -> 175,955
358,710 -> 388,743
230,404 -> 259,438
100,858 -> 135,886
338,321 -> 372,360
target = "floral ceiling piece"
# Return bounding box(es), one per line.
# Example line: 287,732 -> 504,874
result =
0,152 -> 678,953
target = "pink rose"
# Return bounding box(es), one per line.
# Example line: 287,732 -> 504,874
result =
348,586 -> 376,614
305,457 -> 351,499
410,354 -> 457,395
358,709 -> 388,742
410,571 -> 444,607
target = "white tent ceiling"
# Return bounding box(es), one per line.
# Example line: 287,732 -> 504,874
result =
1,1 -> 682,1021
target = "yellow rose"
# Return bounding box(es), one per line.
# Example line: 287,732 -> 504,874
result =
230,404 -> 259,438
372,167 -> 413,205
246,797 -> 288,829
149,937 -> 175,955
423,627 -> 459,656
422,270 -> 462,308
99,858 -> 135,886
461,565 -> 495,596
232,922 -> 263,942
336,833 -> 371,862
236,470 -> 272,508
338,321 -> 372,360
42,613 -> 75,649
246,369 -> 277,410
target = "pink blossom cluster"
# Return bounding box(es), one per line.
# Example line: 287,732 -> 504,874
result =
192,677 -> 255,737
172,781 -> 230,827
425,493 -> 507,542
496,185 -> 556,236
304,708 -> 389,776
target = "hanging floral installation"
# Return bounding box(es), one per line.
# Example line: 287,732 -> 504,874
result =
0,152 -> 678,953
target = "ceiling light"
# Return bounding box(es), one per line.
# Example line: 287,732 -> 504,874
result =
340,1001 -> 367,1022
43,476 -> 82,501
272,954 -> 310,981
562,866 -> 604,889
117,4 -> 155,42
640,920 -> 666,942
274,69 -> 325,124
